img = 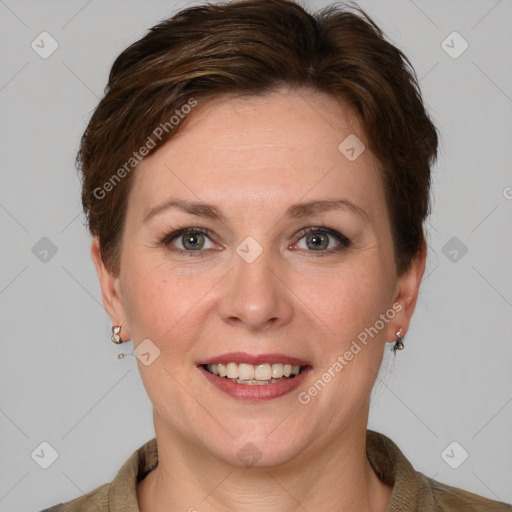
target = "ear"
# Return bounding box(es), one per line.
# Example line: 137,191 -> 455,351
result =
386,238 -> 427,342
90,237 -> 131,341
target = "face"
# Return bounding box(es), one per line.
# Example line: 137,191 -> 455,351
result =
93,88 -> 424,467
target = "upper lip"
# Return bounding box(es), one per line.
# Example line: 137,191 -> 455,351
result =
197,352 -> 311,366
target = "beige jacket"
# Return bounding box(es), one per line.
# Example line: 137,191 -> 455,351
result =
40,430 -> 512,511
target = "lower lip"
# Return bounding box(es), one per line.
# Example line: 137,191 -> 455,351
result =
198,365 -> 312,402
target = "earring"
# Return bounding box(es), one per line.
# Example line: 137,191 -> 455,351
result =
393,328 -> 404,354
111,324 -> 123,344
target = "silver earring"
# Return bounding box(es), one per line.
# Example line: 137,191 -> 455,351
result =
393,328 -> 404,355
111,324 -> 123,344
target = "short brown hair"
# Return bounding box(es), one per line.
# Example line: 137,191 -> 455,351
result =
78,0 -> 438,276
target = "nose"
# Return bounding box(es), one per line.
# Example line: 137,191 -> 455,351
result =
218,245 -> 294,332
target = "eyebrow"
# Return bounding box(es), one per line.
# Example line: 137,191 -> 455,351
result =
143,197 -> 369,224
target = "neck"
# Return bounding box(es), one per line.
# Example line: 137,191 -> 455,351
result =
137,410 -> 392,512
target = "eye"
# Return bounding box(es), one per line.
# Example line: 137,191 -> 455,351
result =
160,225 -> 351,257
293,227 -> 351,254
161,228 -> 218,256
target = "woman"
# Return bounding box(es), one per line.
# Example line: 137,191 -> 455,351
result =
41,0 -> 511,510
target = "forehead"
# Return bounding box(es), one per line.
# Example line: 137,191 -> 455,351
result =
128,88 -> 385,222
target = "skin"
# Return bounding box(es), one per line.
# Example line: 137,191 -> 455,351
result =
92,87 -> 426,512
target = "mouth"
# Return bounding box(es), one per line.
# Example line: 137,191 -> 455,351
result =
197,352 -> 312,401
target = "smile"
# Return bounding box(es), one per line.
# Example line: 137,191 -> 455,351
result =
197,353 -> 312,401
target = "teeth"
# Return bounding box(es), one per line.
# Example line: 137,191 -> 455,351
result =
205,362 -> 303,381
254,364 -> 272,380
226,362 -> 238,379
239,363 -> 255,380
218,363 -> 227,377
272,364 -> 284,378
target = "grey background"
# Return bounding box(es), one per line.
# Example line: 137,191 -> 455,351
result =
0,0 -> 511,510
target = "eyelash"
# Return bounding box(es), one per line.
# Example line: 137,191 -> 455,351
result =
159,225 -> 352,258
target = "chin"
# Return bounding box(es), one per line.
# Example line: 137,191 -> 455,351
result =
204,419 -> 314,469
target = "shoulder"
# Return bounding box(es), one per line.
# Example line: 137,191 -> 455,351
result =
365,430 -> 512,511
38,437 -> 158,512
38,482 -> 110,512
423,475 -> 512,511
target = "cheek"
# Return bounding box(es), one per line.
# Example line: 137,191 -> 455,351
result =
300,260 -> 393,402
301,259 -> 393,337
120,256 -> 198,344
